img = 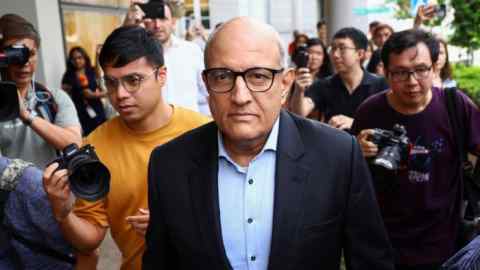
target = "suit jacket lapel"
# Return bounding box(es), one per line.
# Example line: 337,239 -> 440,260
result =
268,111 -> 310,270
188,123 -> 232,269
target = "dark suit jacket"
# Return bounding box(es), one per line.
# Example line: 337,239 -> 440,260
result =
143,110 -> 394,270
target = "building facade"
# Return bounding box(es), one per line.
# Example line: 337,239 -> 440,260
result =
1,0 -> 380,90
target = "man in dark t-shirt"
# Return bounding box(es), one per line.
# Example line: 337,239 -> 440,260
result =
352,30 -> 480,270
291,27 -> 388,131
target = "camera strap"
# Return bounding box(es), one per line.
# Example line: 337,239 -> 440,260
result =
445,87 -> 467,163
32,82 -> 57,123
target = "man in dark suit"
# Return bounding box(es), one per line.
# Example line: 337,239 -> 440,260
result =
143,17 -> 394,270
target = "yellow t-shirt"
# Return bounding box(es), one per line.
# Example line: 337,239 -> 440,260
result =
74,106 -> 210,270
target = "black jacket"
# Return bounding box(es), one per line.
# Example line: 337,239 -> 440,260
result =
143,110 -> 394,270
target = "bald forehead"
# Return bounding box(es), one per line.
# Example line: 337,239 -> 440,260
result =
205,17 -> 284,67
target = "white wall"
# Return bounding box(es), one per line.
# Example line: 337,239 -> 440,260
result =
1,0 -> 66,90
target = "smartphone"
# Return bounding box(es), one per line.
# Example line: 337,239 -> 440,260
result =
434,4 -> 446,20
138,0 -> 165,19
293,44 -> 309,68
185,17 -> 191,31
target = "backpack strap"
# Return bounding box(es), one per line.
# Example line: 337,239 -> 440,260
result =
33,82 -> 58,123
445,87 -> 466,162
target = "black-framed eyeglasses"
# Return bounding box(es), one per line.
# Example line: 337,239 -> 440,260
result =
328,45 -> 357,55
202,67 -> 284,93
388,65 -> 432,82
102,67 -> 159,94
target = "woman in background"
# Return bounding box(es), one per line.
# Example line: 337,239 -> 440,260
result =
366,49 -> 385,77
433,39 -> 457,89
62,47 -> 106,136
304,38 -> 333,80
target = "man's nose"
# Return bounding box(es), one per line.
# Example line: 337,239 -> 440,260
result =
230,76 -> 252,105
115,82 -> 132,99
153,18 -> 163,28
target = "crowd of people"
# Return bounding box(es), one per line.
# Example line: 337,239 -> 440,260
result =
0,1 -> 479,270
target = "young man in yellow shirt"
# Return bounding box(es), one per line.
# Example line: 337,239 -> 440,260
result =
42,26 -> 210,269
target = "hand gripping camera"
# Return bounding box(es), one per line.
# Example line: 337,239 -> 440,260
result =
369,124 -> 411,171
51,144 -> 110,201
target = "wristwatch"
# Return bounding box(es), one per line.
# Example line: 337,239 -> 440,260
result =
22,112 -> 35,126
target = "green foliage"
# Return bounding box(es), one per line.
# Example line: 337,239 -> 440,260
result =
453,64 -> 480,105
449,0 -> 480,51
393,0 -> 412,19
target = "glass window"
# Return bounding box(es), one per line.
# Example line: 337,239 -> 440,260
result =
184,0 -> 210,28
63,9 -> 122,65
61,0 -> 129,8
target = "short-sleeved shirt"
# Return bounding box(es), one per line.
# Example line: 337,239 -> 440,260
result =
351,88 -> 480,265
73,106 -> 210,270
306,71 -> 389,123
0,84 -> 80,167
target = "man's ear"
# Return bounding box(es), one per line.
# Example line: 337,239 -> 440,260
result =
157,66 -> 167,85
357,49 -> 366,61
280,68 -> 295,105
281,68 -> 295,90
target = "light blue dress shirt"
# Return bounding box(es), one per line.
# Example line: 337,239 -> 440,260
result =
217,118 -> 279,270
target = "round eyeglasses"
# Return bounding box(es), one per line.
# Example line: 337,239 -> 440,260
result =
202,67 -> 284,93
102,68 -> 159,94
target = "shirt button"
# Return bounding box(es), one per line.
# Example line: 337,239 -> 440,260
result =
248,179 -> 254,185
250,255 -> 256,261
247,218 -> 253,224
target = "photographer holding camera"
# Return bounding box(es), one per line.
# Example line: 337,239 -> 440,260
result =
291,27 -> 388,131
352,30 -> 480,269
0,85 -> 93,269
43,26 -> 209,270
0,14 -> 81,167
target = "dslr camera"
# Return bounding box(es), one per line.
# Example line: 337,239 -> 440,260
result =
138,0 -> 166,19
369,124 -> 411,170
52,144 -> 110,201
0,44 -> 30,68
292,44 -> 309,68
0,45 -> 31,121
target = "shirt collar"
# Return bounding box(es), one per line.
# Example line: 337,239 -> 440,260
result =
332,69 -> 377,87
217,116 -> 280,161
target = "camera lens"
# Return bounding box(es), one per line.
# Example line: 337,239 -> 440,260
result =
373,145 -> 402,170
68,153 -> 110,201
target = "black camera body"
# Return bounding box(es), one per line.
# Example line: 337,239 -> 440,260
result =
370,124 -> 411,170
434,4 -> 447,20
293,44 -> 309,68
0,81 -> 20,122
0,44 -> 30,68
138,0 -> 165,19
52,144 -> 110,201
0,45 -> 31,122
